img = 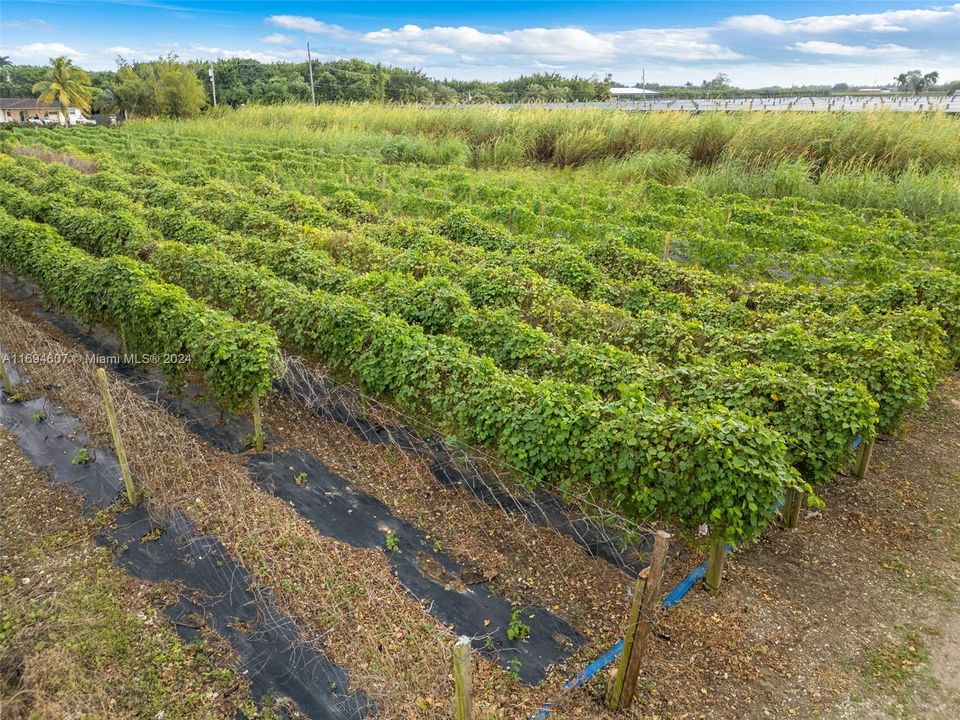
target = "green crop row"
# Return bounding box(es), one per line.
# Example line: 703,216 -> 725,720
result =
0,164 -> 878,488
0,154 -> 938,436
12,130 -> 958,344
54,127 -> 958,277
0,210 -> 278,407
16,126 -> 958,281
145,237 -> 803,543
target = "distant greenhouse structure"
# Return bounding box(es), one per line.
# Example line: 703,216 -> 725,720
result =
610,87 -> 660,99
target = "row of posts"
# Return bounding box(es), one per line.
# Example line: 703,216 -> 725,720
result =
453,435 -> 876,717
3,359 -> 877,717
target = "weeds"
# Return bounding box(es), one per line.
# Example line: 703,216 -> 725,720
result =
865,628 -> 930,687
384,530 -> 399,552
507,606 -> 531,641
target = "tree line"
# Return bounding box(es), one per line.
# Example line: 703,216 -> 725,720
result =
1,55 -> 614,117
2,54 -> 957,121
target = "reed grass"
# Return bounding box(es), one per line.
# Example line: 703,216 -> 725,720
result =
126,103 -> 960,218
180,103 -> 960,173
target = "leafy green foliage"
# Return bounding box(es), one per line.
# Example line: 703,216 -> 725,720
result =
384,530 -> 399,553
2,124 -> 957,546
0,210 -> 279,408
507,607 -> 531,642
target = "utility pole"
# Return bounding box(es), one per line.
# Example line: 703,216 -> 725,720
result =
307,43 -> 317,105
208,64 -> 217,107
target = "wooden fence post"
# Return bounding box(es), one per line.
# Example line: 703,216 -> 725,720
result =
606,530 -> 670,712
661,232 -> 673,261
704,534 -> 728,594
453,635 -> 473,720
95,368 -> 137,505
251,395 -> 265,452
854,438 -> 875,479
0,358 -> 13,395
782,488 -> 803,529
781,489 -> 794,527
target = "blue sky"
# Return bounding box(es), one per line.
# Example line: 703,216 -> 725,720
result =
2,1 -> 959,86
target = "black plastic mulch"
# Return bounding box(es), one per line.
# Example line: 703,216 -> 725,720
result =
248,449 -> 587,684
0,385 -> 368,719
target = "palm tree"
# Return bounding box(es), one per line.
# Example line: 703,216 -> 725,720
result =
32,55 -> 93,112
0,57 -> 11,98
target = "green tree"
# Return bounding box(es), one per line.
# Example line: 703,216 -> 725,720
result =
433,85 -> 459,104
31,55 -> 93,111
702,73 -> 730,89
0,56 -> 11,98
374,64 -> 389,102
544,84 -> 573,102
523,83 -> 547,101
153,56 -> 206,117
251,72 -> 310,104
96,59 -> 148,119
895,69 -> 939,93
412,85 -> 434,104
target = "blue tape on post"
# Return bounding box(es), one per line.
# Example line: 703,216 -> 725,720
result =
850,434 -> 862,451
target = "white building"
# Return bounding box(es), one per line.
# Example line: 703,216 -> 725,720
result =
0,98 -> 95,126
610,87 -> 660,98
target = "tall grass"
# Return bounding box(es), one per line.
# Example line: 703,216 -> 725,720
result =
124,105 -> 960,219
191,103 -> 960,174
687,159 -> 960,219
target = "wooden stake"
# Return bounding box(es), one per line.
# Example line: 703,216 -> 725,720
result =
705,534 -> 727,594
780,489 -> 794,525
783,488 -> 804,529
251,395 -> 265,452
607,573 -> 646,710
854,438 -> 875,479
453,635 -> 473,720
662,232 -> 673,261
95,368 -> 136,505
606,530 -> 670,711
0,357 -> 13,395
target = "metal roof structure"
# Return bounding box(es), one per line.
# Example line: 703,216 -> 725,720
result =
610,87 -> 660,96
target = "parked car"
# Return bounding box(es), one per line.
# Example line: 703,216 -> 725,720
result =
68,108 -> 96,125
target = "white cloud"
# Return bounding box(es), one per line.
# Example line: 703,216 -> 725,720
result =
722,5 -> 960,35
9,42 -> 85,62
0,19 -> 54,31
789,41 -> 913,57
105,45 -> 153,59
261,33 -> 295,45
606,28 -> 742,61
265,17 -> 740,63
189,44 -> 304,63
267,15 -> 350,38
